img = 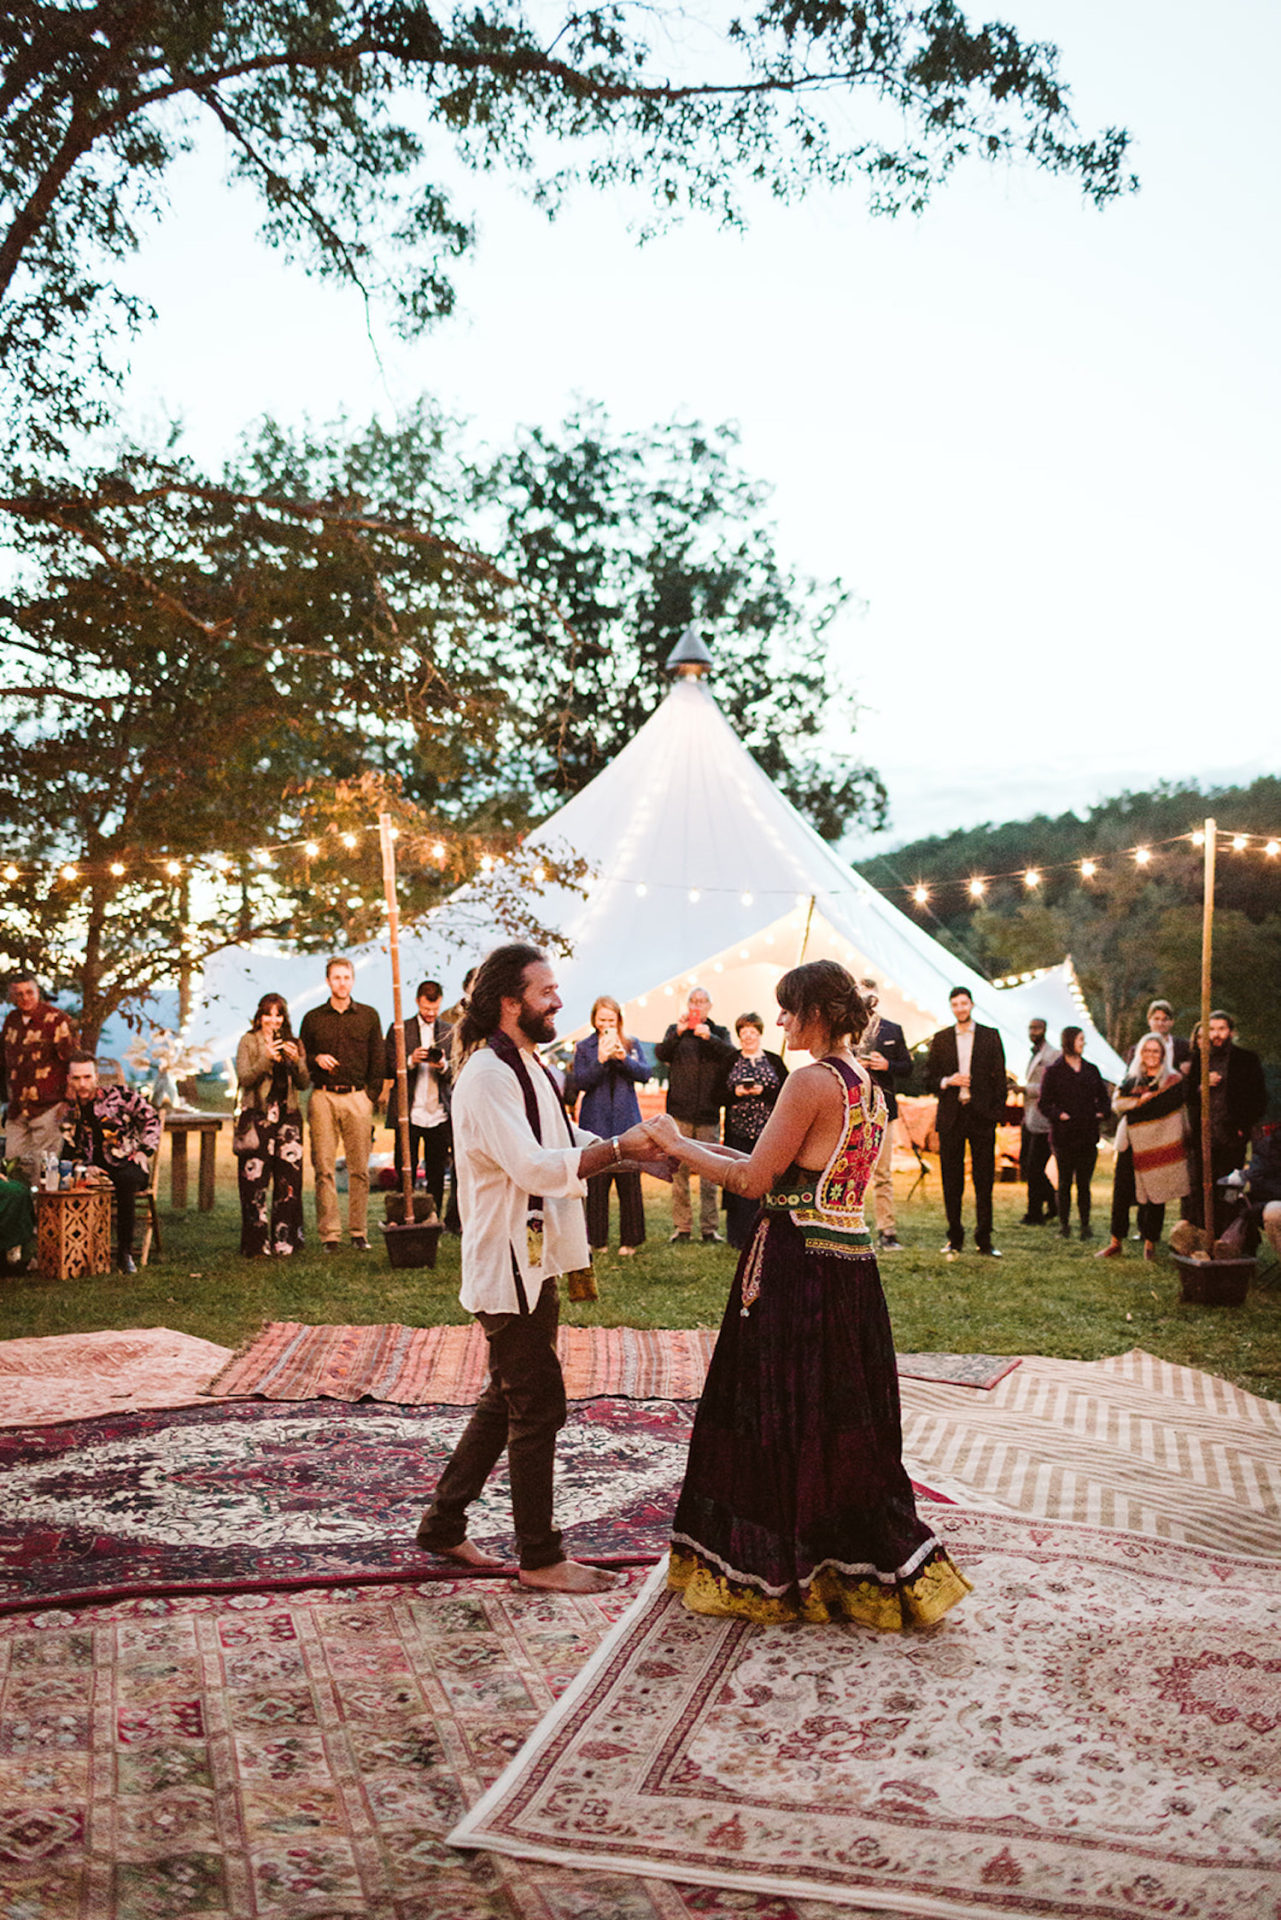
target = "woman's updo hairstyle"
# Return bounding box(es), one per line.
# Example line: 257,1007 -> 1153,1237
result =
776,960 -> 870,1047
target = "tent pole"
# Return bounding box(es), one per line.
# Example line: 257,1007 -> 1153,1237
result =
779,894 -> 818,1066
1199,817 -> 1216,1240
379,813 -> 415,1220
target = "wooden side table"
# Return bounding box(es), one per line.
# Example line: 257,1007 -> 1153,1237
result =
36,1188 -> 112,1280
164,1111 -> 226,1211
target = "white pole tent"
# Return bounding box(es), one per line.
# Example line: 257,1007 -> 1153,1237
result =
184,635 -> 1125,1080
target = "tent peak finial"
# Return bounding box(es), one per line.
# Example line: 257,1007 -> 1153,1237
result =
666,627 -> 713,677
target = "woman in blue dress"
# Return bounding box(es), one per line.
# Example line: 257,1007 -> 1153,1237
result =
645,960 -> 971,1629
571,996 -> 651,1255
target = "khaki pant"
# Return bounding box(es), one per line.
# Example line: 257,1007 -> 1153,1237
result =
671,1119 -> 722,1236
3,1106 -> 64,1184
869,1118 -> 896,1237
308,1089 -> 373,1242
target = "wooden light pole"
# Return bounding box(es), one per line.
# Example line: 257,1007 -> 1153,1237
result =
1199,817 -> 1216,1239
377,811 -> 441,1266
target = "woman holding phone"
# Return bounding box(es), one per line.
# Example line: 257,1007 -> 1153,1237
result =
234,993 -> 309,1256
723,1013 -> 788,1247
570,996 -> 651,1254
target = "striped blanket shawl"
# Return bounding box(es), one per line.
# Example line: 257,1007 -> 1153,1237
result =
1121,1071 -> 1190,1202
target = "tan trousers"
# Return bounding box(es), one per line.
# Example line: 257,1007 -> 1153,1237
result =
671,1120 -> 722,1235
869,1118 -> 896,1237
3,1105 -> 64,1184
308,1089 -> 373,1242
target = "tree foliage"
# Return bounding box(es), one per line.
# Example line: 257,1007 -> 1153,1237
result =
860,777 -> 1281,1057
0,0 -> 1133,456
466,408 -> 884,840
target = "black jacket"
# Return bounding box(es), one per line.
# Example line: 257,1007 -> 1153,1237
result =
926,1023 -> 1007,1132
1188,1043 -> 1268,1148
1040,1056 -> 1111,1148
384,1014 -> 453,1129
655,1018 -> 735,1125
861,1017 -> 912,1121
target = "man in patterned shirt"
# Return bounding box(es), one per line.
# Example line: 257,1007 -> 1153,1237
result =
62,1055 -> 161,1272
2,974 -> 78,1182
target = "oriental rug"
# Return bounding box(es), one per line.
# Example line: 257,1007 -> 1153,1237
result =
898,1348 -> 1281,1557
206,1320 -> 1021,1405
0,1399 -> 695,1614
453,1515 -> 1281,1919
0,1329 -> 234,1428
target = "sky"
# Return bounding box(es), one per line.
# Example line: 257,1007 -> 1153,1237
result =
117,0 -> 1281,853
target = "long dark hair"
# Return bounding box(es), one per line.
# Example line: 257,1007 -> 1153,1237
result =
776,960 -> 870,1047
251,992 -> 294,1041
453,943 -> 545,1068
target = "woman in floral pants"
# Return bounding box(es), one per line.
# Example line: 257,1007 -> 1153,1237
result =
234,994 -> 309,1256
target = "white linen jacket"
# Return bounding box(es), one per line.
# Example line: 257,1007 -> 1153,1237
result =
452,1045 -> 599,1315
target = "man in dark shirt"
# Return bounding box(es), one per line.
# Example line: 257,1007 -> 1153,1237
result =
1187,1010 -> 1269,1233
298,957 -> 383,1252
926,987 -> 1008,1257
654,986 -> 734,1242
857,977 -> 913,1251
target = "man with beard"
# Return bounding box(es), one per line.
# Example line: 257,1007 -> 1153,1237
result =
415,943 -> 669,1592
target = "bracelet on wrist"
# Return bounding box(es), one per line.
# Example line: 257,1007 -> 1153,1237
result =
611,1135 -> 623,1164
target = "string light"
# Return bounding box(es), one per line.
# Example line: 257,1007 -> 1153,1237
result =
1232,834 -> 1248,851
635,883 -> 647,897
968,878 -> 986,898
532,866 -> 546,885
340,833 -> 357,850
912,885 -> 929,905
3,864 -> 18,881
741,891 -> 753,906
164,859 -> 182,877
60,864 -> 77,881
432,842 -> 446,863
1268,841 -> 1280,858
211,855 -> 232,874
479,855 -> 494,873
689,889 -> 701,903
303,840 -> 320,858
109,861 -> 126,877
1134,846 -> 1151,866
1191,830 -> 1205,847
1080,859 -> 1097,879
1023,869 -> 1040,888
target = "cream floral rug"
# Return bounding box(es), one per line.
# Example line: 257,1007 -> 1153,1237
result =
0,1329 -> 234,1427
452,1510 -> 1281,1918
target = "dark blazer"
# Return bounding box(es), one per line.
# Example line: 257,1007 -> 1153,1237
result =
1040,1055 -> 1111,1148
927,1023 -> 1007,1133
1188,1043 -> 1268,1147
655,1018 -> 735,1125
861,1017 -> 912,1121
385,1014 -> 453,1129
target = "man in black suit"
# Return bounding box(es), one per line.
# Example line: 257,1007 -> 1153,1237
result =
384,979 -> 454,1216
858,977 -> 913,1251
927,987 -> 1008,1257
1187,1010 -> 1269,1233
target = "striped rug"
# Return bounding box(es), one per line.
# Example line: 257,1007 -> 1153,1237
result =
900,1348 -> 1281,1558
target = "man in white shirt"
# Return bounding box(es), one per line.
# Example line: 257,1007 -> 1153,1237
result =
415,942 -> 667,1593
384,979 -> 453,1215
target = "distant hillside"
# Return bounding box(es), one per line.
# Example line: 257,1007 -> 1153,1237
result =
857,774 -> 1281,1065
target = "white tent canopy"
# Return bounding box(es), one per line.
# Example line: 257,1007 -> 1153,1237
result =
185,665 -> 1125,1081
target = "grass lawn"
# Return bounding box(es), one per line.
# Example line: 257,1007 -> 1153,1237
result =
6,1138 -> 1280,1402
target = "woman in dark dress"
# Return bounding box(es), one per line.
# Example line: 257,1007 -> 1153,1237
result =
644,959 -> 971,1629
234,993 -> 308,1256
1040,1025 -> 1111,1241
723,1012 -> 788,1248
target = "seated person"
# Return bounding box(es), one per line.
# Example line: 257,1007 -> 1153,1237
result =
0,1169 -> 35,1271
61,1054 -> 161,1273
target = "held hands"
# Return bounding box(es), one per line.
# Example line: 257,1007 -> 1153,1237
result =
616,1121 -> 674,1172
642,1112 -> 684,1156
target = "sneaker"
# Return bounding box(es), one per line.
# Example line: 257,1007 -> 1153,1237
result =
701,1231 -> 725,1244
940,1241 -> 963,1256
976,1245 -> 1003,1258
878,1234 -> 904,1252
117,1251 -> 137,1275
669,1230 -> 691,1244
350,1236 -> 371,1251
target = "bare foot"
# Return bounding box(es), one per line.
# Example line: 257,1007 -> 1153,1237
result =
518,1560 -> 621,1593
423,1537 -> 507,1570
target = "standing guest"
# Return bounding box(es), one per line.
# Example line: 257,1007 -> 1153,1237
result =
1040,1027 -> 1111,1241
1019,1018 -> 1060,1225
234,994 -> 309,1258
298,957 -> 383,1253
385,980 -> 453,1216
857,977 -> 912,1252
61,1055 -> 160,1273
1127,999 -> 1191,1074
415,943 -> 668,1590
1097,1035 -> 1187,1261
1244,1126 -> 1281,1264
723,1012 -> 788,1249
655,986 -> 735,1243
642,960 -> 971,1627
2,974 -> 78,1182
1186,1011 -> 1268,1233
926,987 -> 1007,1257
571,996 -> 651,1256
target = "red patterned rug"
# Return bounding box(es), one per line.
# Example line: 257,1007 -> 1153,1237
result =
453,1514 -> 1281,1918
0,1399 -> 695,1614
206,1321 -> 1019,1404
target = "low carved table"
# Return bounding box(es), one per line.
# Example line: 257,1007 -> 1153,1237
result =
35,1188 -> 112,1281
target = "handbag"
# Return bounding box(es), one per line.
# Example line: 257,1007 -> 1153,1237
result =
232,1109 -> 261,1156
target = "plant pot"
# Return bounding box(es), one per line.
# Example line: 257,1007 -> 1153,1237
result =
380,1219 -> 442,1269
1173,1254 -> 1254,1306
